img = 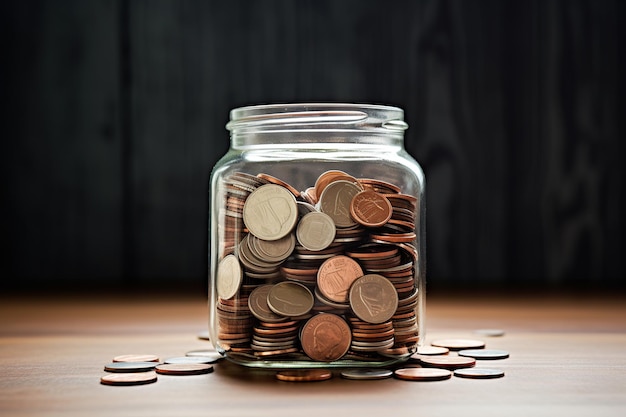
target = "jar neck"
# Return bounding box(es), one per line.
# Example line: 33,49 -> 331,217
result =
226,103 -> 407,150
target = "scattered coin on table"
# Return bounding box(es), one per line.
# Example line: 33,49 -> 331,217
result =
104,362 -> 157,373
155,363 -> 214,376
394,367 -> 452,381
415,345 -> 449,355
454,368 -> 505,379
275,369 -> 333,382
112,354 -> 160,363
185,350 -> 224,362
100,371 -> 158,386
458,349 -> 509,360
163,356 -> 217,365
417,355 -> 476,370
430,338 -> 486,350
340,369 -> 393,380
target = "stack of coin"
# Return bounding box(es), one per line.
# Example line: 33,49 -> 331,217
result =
213,170 -> 422,363
219,173 -> 269,257
348,317 -> 395,353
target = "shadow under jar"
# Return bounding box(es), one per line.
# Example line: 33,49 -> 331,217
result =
208,103 -> 426,369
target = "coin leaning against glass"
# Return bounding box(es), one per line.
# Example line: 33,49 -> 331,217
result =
296,211 -> 336,251
243,184 -> 298,241
216,254 -> 243,300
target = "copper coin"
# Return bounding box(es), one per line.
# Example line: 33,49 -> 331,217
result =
243,184 -> 298,241
155,363 -> 214,375
314,170 -> 353,197
458,349 -> 509,360
431,338 -> 486,350
300,313 -> 352,362
418,355 -> 476,370
267,281 -> 314,317
318,180 -> 362,228
454,368 -> 505,379
112,354 -> 159,363
394,368 -> 452,381
104,362 -> 157,373
275,369 -> 333,382
296,211 -> 336,251
256,173 -> 301,198
317,255 -> 364,303
100,371 -> 157,386
350,190 -> 393,227
349,274 -> 398,324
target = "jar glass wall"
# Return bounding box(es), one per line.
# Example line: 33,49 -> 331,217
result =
208,104 -> 425,368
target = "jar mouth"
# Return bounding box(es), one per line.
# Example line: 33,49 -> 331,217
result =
226,103 -> 408,134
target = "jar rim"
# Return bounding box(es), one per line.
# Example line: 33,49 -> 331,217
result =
226,103 -> 408,133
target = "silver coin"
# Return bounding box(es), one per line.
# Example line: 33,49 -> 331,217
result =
454,368 -> 505,379
267,281 -> 314,317
185,350 -> 224,362
458,349 -> 509,360
216,254 -> 243,300
340,369 -> 393,380
243,184 -> 298,240
318,180 -> 362,228
104,361 -> 157,373
163,356 -> 217,365
296,211 -> 336,251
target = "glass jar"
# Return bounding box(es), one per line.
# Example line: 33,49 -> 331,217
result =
208,103 -> 425,369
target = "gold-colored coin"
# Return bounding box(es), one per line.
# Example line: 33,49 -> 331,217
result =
349,274 -> 398,324
266,281 -> 314,317
296,211 -> 336,251
243,184 -> 298,240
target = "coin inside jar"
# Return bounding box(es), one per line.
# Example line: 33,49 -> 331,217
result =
216,254 -> 243,300
300,313 -> 352,362
296,211 -> 336,251
318,180 -> 363,228
349,274 -> 398,324
317,255 -> 364,304
243,184 -> 298,241
350,190 -> 393,228
267,281 -> 314,317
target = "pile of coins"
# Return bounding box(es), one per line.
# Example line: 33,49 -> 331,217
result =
99,351 -> 221,386
213,170 -> 422,363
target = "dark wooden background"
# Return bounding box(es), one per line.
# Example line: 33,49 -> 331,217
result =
2,0 -> 624,293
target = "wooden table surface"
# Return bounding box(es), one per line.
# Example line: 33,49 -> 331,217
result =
1,291 -> 625,417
